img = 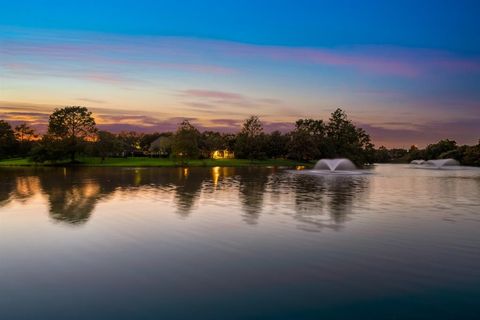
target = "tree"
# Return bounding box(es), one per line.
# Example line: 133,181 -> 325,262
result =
374,146 -> 390,163
375,147 -> 409,163
325,108 -> 374,165
30,134 -> 69,163
117,131 -> 142,156
0,120 -> 17,158
14,123 -> 37,156
95,131 -> 122,161
235,116 -> 265,159
460,143 -> 480,166
199,131 -> 225,158
424,139 -> 457,160
287,119 -> 325,161
172,120 -> 200,164
265,131 -> 288,159
47,106 -> 97,162
14,123 -> 37,142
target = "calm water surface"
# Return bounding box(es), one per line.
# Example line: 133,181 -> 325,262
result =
1,164 -> 480,319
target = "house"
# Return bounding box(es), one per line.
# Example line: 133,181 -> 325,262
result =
211,149 -> 234,159
149,136 -> 172,156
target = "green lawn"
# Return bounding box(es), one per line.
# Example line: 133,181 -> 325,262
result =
0,157 -> 310,168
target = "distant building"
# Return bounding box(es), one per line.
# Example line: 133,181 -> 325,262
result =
211,149 -> 234,159
149,136 -> 172,156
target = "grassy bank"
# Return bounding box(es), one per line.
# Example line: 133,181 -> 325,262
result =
0,157 -> 310,168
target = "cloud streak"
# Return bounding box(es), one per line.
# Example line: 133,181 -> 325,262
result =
4,28 -> 480,82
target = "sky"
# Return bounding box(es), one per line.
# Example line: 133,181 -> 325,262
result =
1,0 -> 480,147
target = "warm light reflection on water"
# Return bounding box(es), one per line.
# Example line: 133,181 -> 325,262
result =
0,165 -> 480,319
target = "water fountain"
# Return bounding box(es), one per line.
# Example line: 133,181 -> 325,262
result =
410,159 -> 426,165
292,158 -> 366,176
314,158 -> 357,172
425,158 -> 460,168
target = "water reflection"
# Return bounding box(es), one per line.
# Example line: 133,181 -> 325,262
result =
37,170 -> 115,225
0,167 -> 371,230
2,166 -> 480,320
290,174 -> 369,231
238,168 -> 270,225
173,168 -> 209,217
0,170 -> 41,206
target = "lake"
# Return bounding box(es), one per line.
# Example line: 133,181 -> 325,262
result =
1,164 -> 479,319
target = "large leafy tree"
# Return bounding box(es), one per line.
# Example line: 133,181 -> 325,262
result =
0,120 -> 17,158
172,120 -> 200,163
287,119 -> 326,161
235,116 -> 265,159
325,108 -> 374,165
47,106 -> 97,162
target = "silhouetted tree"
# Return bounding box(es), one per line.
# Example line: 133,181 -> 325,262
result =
287,119 -> 326,161
459,143 -> 480,166
0,120 -> 17,158
374,146 -> 390,162
265,130 -> 289,158
46,106 -> 97,162
95,131 -> 122,161
117,131 -> 142,156
424,139 -> 457,160
30,134 -> 69,163
325,108 -> 374,165
14,123 -> 37,156
235,116 -> 266,159
172,120 -> 200,164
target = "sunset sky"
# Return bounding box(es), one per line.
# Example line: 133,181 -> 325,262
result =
1,0 -> 479,147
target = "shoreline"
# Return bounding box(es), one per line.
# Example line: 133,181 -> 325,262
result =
0,157 -> 311,168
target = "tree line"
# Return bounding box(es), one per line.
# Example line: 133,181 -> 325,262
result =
374,139 -> 480,167
0,106 -> 478,166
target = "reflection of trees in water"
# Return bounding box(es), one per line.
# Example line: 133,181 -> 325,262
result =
0,170 -> 19,207
34,167 -> 211,223
173,168 -> 209,217
266,168 -> 284,205
1,167 -> 370,230
38,168 -> 117,225
0,169 -> 41,207
291,174 -> 369,232
238,168 -> 270,225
